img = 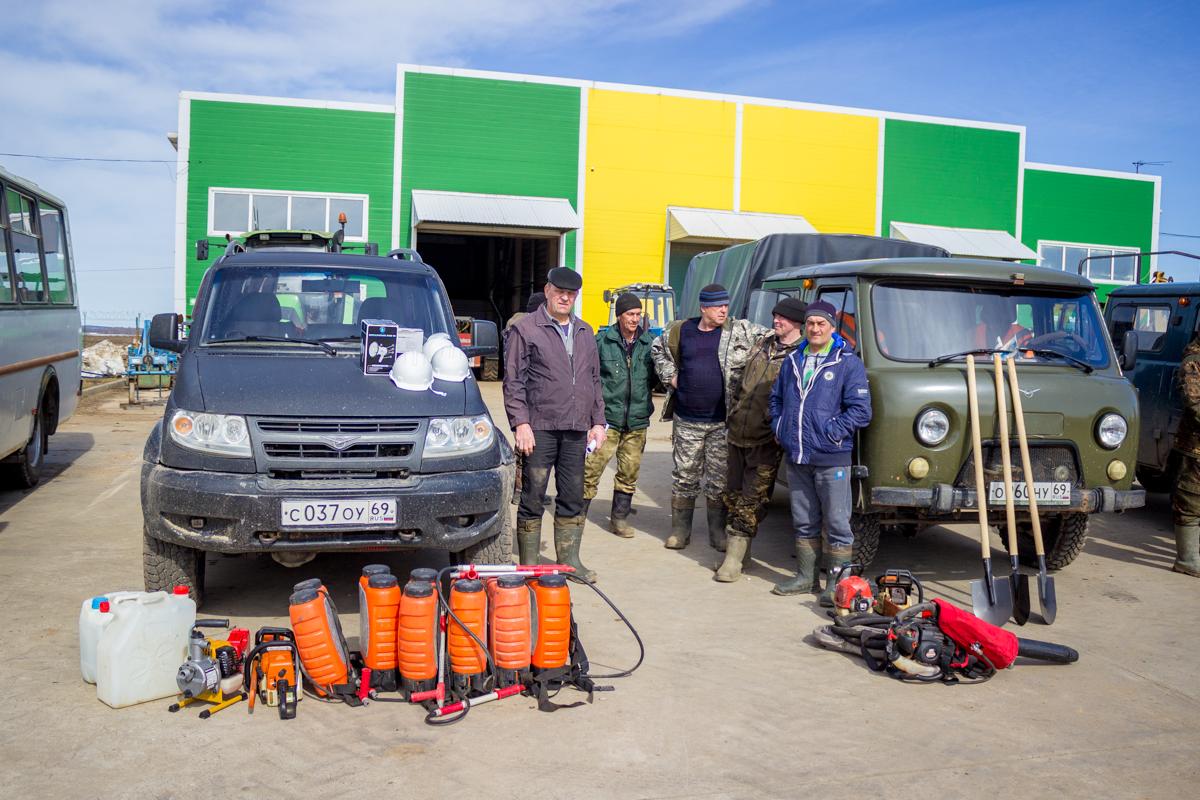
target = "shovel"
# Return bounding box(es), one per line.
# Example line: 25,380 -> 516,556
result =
993,354 -> 1031,625
1006,356 -> 1057,624
965,355 -> 1013,626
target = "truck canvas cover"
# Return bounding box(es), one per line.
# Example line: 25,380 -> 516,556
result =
678,233 -> 950,319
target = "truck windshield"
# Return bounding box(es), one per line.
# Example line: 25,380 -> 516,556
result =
871,282 -> 1111,369
199,266 -> 453,345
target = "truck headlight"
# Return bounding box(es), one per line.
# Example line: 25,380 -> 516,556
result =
1096,413 -> 1127,450
915,408 -> 950,446
424,415 -> 494,457
169,410 -> 251,457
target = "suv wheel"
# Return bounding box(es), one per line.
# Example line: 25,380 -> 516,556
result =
480,357 -> 500,381
143,527 -> 207,605
4,403 -> 47,489
1015,513 -> 1089,571
455,509 -> 514,565
851,512 -> 882,566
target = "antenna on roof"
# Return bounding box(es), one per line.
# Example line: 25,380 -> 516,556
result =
1132,160 -> 1170,173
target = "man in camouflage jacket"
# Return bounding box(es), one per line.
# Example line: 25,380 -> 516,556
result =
1172,334 -> 1200,577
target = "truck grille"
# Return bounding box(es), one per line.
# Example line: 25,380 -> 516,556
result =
252,417 -> 421,477
955,443 -> 1081,487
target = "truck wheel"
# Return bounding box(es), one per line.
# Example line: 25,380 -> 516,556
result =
851,512 -> 881,566
143,527 -> 206,606
455,509 -> 514,566
4,403 -> 47,489
480,357 -> 500,381
1018,513 -> 1089,571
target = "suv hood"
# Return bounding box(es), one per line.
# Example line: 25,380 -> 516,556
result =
183,351 -> 471,417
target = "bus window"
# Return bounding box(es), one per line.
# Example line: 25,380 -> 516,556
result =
40,206 -> 73,305
6,189 -> 46,303
0,192 -> 12,303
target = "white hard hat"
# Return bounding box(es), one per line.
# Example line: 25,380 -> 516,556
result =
390,351 -> 433,391
431,346 -> 470,382
423,332 -> 454,360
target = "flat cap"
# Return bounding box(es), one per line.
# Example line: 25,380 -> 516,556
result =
547,267 -> 582,291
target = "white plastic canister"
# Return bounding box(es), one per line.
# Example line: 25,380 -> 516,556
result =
79,591 -> 145,684
95,588 -> 196,708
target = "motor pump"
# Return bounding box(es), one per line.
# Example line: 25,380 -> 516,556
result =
169,620 -> 249,718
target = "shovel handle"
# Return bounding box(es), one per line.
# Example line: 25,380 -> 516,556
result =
1006,356 -> 1045,558
993,354 -> 1019,556
965,355 -> 991,560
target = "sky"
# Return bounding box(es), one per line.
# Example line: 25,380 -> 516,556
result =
1,0 -> 1197,325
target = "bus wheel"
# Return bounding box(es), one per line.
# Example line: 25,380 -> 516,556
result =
4,403 -> 47,489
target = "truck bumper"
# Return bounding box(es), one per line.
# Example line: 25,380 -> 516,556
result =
870,483 -> 1145,515
142,461 -> 514,554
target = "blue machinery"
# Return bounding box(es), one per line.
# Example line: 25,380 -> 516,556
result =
126,318 -> 179,404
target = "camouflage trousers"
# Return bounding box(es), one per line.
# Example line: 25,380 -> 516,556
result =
725,441 -> 782,539
1173,453 -> 1200,525
583,428 -> 648,499
672,419 -> 727,501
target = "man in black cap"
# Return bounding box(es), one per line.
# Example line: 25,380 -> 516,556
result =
583,292 -> 657,537
652,283 -> 768,552
714,296 -> 808,582
503,267 -> 606,580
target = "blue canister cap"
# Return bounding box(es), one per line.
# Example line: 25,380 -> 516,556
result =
91,596 -> 107,609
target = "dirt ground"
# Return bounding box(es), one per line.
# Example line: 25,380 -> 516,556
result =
1,383 -> 1197,799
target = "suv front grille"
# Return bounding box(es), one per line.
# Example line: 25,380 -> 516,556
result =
252,417 -> 421,474
955,443 -> 1081,487
256,420 -> 419,434
263,442 -> 413,459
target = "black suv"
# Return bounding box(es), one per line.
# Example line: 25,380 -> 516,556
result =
142,249 -> 513,604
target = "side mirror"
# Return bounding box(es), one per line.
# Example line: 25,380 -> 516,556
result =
602,289 -> 612,304
195,239 -> 209,261
1119,330 -> 1139,371
149,313 -> 185,353
464,319 -> 499,358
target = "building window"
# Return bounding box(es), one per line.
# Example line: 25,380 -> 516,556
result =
1037,241 -> 1140,284
208,188 -> 369,240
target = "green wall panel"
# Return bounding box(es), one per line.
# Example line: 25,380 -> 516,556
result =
882,120 -> 1020,235
185,100 -> 395,310
1021,168 -> 1155,297
400,73 -> 580,267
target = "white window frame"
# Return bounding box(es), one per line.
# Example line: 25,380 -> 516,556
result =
1036,239 -> 1140,285
207,187 -> 370,241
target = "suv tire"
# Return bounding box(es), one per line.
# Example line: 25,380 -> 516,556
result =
454,508 -> 514,565
144,527 -> 206,605
4,404 -> 47,489
1014,513 -> 1089,571
851,512 -> 881,566
480,357 -> 500,381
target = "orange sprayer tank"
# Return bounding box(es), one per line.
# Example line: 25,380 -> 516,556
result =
358,565 -> 392,660
532,573 -> 571,672
487,574 -> 532,687
396,579 -> 438,695
288,586 -> 350,696
361,573 -> 401,690
447,578 -> 488,695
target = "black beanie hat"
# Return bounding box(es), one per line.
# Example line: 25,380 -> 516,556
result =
614,292 -> 641,316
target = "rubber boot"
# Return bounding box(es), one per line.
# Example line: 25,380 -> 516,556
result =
1174,523 -> 1200,577
516,517 -> 541,566
610,490 -> 634,538
714,534 -> 751,582
664,495 -> 696,549
819,545 -> 854,607
772,538 -> 820,596
553,515 -> 596,582
707,496 -> 728,552
581,498 -> 592,519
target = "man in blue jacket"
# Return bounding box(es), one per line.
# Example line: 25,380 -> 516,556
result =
768,300 -> 872,604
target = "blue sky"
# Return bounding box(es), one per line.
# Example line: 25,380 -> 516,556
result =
1,0 -> 1196,324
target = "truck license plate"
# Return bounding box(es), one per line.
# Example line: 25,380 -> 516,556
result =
280,498 -> 396,528
988,481 -> 1070,507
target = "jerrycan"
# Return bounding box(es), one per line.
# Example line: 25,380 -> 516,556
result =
95,588 -> 196,707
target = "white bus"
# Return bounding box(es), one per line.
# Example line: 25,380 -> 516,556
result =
0,165 -> 81,488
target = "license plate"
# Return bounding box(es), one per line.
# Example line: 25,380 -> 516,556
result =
280,498 -> 396,528
988,481 -> 1071,507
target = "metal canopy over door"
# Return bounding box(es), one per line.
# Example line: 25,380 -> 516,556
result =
890,221 -> 1038,261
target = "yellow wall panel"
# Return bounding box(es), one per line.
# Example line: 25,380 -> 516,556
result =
740,105 -> 878,235
582,89 -> 735,322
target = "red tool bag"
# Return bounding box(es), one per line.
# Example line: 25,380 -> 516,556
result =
934,598 -> 1019,670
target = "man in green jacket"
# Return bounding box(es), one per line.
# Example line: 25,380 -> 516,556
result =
583,293 -> 657,537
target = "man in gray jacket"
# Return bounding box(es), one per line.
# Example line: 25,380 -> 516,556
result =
503,268 -> 606,580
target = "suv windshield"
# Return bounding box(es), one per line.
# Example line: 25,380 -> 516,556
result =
871,282 -> 1111,369
199,266 -> 453,344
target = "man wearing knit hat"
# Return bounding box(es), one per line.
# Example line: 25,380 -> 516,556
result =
583,292 -> 657,537
652,283 -> 769,552
769,299 -> 872,603
714,296 -> 808,582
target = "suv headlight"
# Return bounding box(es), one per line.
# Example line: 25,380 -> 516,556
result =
915,408 -> 950,446
1096,413 -> 1127,450
169,410 -> 251,457
424,415 -> 494,457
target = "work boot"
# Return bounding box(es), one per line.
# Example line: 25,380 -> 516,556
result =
819,545 -> 855,607
610,490 -> 635,538
714,534 -> 751,582
553,515 -> 597,582
707,496 -> 728,552
581,498 -> 592,519
516,517 -> 541,566
664,495 -> 696,549
1174,523 -> 1200,577
772,538 -> 820,596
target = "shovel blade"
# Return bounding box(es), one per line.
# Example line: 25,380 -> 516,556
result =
1011,573 -> 1031,625
970,576 -> 1014,627
1036,572 -> 1058,624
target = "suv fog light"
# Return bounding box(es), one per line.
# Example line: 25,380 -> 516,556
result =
1107,460 -> 1127,481
907,457 -> 930,479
